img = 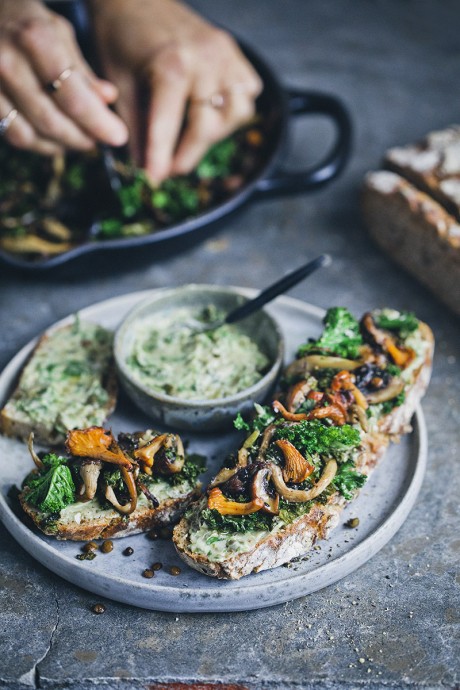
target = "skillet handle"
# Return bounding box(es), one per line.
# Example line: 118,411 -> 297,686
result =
254,89 -> 352,199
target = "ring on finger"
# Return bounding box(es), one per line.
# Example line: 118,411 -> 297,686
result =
191,92 -> 226,109
46,66 -> 75,94
0,108 -> 18,137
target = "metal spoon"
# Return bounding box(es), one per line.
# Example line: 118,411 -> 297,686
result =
188,253 -> 332,333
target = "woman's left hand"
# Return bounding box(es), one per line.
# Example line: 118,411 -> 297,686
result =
88,0 -> 263,182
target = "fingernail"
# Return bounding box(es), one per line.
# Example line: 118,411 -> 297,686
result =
109,121 -> 129,146
99,80 -> 118,101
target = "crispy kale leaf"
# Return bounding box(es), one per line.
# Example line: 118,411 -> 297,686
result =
275,420 -> 361,459
234,403 -> 276,433
201,508 -> 273,533
374,310 -> 419,339
23,453 -> 75,514
278,499 -> 314,525
168,453 -> 206,487
298,307 -> 363,359
331,461 -> 367,500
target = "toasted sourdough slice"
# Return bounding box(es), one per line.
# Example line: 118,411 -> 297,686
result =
1,319 -> 117,446
20,483 -> 200,541
19,427 -> 203,541
363,171 -> 460,316
173,311 -> 434,579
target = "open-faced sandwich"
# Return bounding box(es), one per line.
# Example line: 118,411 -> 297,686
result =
0,318 -> 116,446
173,307 -> 434,579
19,426 -> 203,540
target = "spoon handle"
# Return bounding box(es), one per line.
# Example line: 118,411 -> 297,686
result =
225,254 -> 331,325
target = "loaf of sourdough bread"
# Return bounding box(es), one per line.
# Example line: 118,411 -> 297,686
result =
362,126 -> 460,315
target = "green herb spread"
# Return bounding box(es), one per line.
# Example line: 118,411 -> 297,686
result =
126,306 -> 269,400
5,319 -> 113,435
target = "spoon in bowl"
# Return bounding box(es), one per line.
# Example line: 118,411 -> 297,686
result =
187,253 -> 332,334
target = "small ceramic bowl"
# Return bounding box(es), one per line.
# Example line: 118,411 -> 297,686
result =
114,284 -> 284,432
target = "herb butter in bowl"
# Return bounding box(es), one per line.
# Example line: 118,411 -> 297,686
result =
114,285 -> 284,432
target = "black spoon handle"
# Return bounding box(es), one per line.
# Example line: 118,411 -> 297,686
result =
225,254 -> 332,325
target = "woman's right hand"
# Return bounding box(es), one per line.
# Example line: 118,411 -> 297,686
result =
0,0 -> 128,154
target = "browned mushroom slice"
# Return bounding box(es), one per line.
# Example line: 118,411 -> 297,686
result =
207,487 -> 263,515
134,433 -> 168,474
210,446 -> 250,487
286,379 -> 313,413
66,427 -> 133,468
275,439 -> 315,484
365,376 -> 405,404
270,460 -> 337,503
361,313 -> 414,368
331,370 -> 368,410
252,467 -> 279,515
104,466 -> 138,515
154,434 -> 185,475
78,460 -> 102,501
256,424 -> 277,461
0,234 -> 73,255
285,355 -> 361,381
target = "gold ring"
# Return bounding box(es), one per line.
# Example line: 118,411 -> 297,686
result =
0,108 -> 18,137
46,66 -> 75,93
191,93 -> 226,109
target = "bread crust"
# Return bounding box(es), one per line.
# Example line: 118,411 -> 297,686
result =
362,171 -> 460,316
173,325 -> 434,579
0,323 -> 118,446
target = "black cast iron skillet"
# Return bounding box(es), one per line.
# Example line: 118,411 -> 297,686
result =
0,4 -> 352,274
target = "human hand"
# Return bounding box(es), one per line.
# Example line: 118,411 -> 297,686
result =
0,0 -> 128,154
89,0 -> 263,182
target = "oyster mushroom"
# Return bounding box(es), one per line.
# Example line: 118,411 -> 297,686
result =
252,467 -> 279,515
154,434 -> 185,475
104,466 -> 138,515
285,355 -> 361,381
78,461 -> 102,501
270,460 -> 337,503
365,376 -> 405,404
275,439 -> 315,484
27,432 -> 44,470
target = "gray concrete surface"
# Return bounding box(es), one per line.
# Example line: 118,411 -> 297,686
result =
1,1 -> 459,688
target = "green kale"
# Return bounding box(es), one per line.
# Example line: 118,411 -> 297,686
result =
98,218 -> 124,237
331,461 -> 367,500
118,170 -> 147,218
23,454 -> 75,514
381,391 -> 406,415
386,363 -> 402,377
278,499 -> 314,525
103,468 -> 125,492
196,137 -> 237,178
298,307 -> 363,359
314,367 -> 337,391
275,420 -> 361,459
233,403 -> 276,434
168,453 -> 206,487
374,311 -> 419,339
153,178 -> 200,218
201,508 -> 273,533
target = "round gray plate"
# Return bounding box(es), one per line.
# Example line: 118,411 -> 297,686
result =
0,289 -> 427,613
